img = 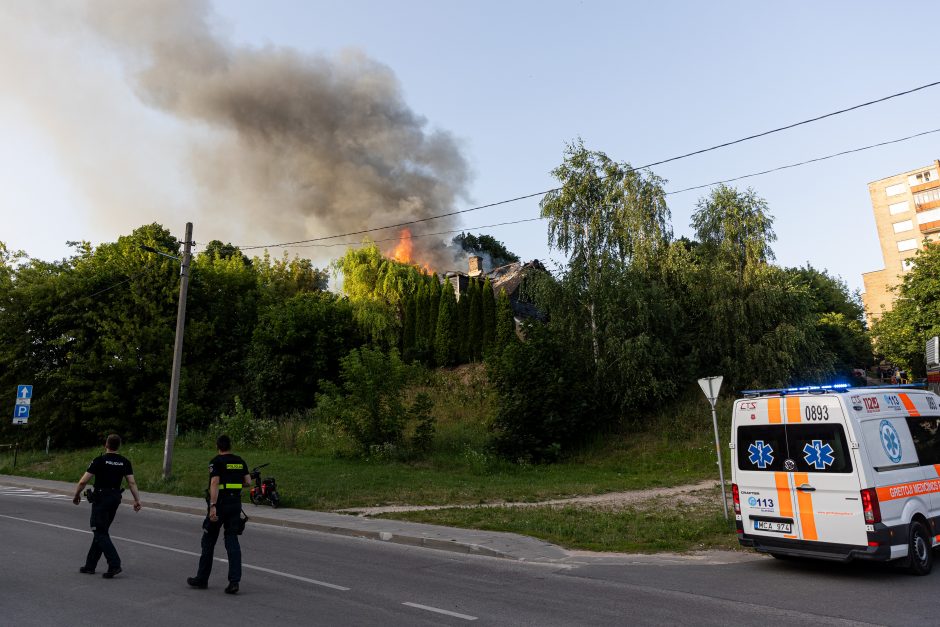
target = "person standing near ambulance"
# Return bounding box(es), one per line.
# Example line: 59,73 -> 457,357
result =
72,433 -> 142,578
188,434 -> 251,594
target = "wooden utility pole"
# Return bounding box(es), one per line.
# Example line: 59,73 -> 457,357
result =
162,222 -> 193,480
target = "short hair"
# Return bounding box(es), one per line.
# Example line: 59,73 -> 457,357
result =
106,434 -> 121,451
216,435 -> 232,452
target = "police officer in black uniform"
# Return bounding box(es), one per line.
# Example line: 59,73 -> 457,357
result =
188,434 -> 250,594
72,433 -> 142,578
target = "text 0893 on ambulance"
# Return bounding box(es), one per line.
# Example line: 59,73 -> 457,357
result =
731,385 -> 940,575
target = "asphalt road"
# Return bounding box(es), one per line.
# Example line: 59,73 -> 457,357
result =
0,487 -> 933,626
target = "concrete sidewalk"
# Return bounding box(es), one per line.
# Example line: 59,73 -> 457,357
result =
0,474 -> 756,566
0,474 -> 569,562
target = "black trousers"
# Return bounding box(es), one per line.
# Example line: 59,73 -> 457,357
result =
195,501 -> 242,583
84,490 -> 122,570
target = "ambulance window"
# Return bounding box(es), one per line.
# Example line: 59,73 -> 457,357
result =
906,417 -> 940,465
786,424 -> 853,473
736,425 -> 787,471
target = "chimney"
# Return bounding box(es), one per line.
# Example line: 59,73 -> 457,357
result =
468,255 -> 483,277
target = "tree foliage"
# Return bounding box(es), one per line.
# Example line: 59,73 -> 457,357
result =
315,347 -> 433,456
452,232 -> 520,268
872,243 -> 940,377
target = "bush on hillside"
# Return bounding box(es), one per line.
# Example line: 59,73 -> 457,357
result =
315,347 -> 436,457
487,324 -> 601,462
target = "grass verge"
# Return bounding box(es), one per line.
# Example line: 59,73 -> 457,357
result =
375,490 -> 738,553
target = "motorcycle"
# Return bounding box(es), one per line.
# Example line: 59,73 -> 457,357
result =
249,463 -> 280,508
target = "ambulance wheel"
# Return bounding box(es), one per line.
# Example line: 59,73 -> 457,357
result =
907,521 -> 933,576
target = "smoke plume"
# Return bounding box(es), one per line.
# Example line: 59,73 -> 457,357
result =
2,1 -> 471,271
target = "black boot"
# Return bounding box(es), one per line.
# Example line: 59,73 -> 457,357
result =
224,582 -> 239,595
187,577 -> 208,589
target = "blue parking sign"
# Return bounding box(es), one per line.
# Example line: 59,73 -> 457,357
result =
13,384 -> 32,425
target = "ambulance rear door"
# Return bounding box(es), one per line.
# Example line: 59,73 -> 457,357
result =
735,395 -> 864,545
735,397 -> 799,541
782,395 -> 865,546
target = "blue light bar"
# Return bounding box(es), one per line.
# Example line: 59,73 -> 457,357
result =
742,384 -> 850,396
741,381 -> 925,397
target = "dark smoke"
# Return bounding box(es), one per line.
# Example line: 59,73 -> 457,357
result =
83,0 -> 471,270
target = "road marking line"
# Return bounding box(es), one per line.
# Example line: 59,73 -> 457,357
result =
402,602 -> 477,621
0,513 -> 350,591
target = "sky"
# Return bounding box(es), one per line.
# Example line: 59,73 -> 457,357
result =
1,0 -> 938,294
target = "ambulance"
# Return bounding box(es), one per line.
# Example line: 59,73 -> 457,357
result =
731,385 -> 940,575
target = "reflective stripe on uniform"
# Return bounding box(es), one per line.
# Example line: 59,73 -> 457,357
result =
224,484 -> 244,489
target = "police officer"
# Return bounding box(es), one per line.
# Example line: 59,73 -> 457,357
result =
188,434 -> 250,594
72,433 -> 142,578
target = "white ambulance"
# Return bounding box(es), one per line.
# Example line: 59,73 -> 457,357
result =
731,385 -> 940,575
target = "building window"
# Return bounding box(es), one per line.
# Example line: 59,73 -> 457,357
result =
908,169 -> 939,186
917,208 -> 940,224
902,258 -> 915,272
914,188 -> 940,206
897,238 -> 918,252
893,219 -> 914,233
886,183 -> 907,197
889,200 -> 910,215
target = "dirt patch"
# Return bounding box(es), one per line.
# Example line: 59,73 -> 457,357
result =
336,479 -> 719,516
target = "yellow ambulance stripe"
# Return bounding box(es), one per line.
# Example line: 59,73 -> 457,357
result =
793,472 -> 818,541
899,393 -> 920,417
786,397 -> 801,423
768,398 -> 782,424
774,472 -> 793,519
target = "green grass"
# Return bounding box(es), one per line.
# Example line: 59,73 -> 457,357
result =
0,372 -> 739,553
1,429 -> 724,511
376,492 -> 738,553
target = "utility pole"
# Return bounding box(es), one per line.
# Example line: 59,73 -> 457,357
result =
162,222 -> 193,480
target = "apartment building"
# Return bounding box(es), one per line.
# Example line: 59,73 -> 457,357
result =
862,159 -> 940,324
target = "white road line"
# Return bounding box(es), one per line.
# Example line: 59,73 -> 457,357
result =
402,602 -> 478,621
0,513 -> 350,591
0,488 -> 69,499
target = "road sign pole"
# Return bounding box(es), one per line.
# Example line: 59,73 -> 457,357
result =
162,222 -> 193,481
698,376 -> 729,521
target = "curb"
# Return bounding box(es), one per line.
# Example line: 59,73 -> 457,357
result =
0,475 -> 527,560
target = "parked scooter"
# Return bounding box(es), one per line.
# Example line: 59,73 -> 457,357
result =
249,463 -> 280,508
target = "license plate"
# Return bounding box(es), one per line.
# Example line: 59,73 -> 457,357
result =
754,520 -> 791,533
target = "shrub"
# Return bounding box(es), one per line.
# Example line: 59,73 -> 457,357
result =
213,396 -> 275,449
487,324 -> 601,462
315,347 -> 436,456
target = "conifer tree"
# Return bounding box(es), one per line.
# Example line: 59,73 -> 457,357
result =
402,293 -> 416,362
482,278 -> 496,356
494,288 -> 516,352
468,279 -> 483,361
456,281 -> 470,363
427,275 -> 441,362
435,279 -> 458,366
414,283 -> 429,363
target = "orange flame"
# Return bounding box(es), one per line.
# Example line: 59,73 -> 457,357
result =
389,228 -> 432,274
392,228 -> 413,264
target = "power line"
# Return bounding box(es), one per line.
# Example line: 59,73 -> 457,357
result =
279,217 -> 545,250
236,79 -> 940,250
84,268 -> 154,300
666,127 -> 940,195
